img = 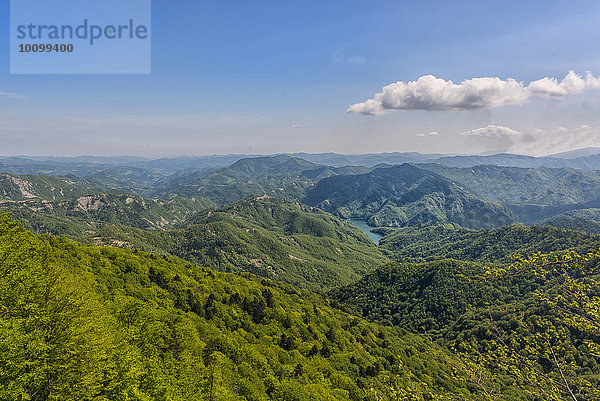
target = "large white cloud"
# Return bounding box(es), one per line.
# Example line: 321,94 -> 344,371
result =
348,71 -> 600,115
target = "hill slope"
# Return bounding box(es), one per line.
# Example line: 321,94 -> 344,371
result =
304,164 -> 515,229
151,155 -> 372,204
0,172 -> 94,201
1,191 -> 214,237
330,257 -> 600,399
377,223 -> 600,264
420,164 -> 600,207
93,196 -> 390,291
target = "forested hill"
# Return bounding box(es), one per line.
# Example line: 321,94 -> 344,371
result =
304,164 -> 516,229
330,260 -> 493,332
377,223 -> 600,264
0,212 -> 485,400
420,163 -> 600,206
149,154 -> 371,204
93,196 -> 390,291
330,257 -> 600,399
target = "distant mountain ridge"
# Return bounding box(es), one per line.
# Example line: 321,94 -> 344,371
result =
419,164 -> 600,207
546,147 -> 600,159
150,155 -> 372,204
304,164 -> 516,229
4,148 -> 600,176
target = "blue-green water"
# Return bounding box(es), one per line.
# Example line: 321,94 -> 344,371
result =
348,219 -> 383,244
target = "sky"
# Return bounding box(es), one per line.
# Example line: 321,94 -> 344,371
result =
2,0 -> 600,157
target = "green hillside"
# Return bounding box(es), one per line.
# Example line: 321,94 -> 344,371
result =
83,166 -> 169,193
93,196 -> 390,291
378,223 -> 600,264
330,257 -> 600,399
0,172 -> 94,201
0,213 -> 485,400
330,260 -> 493,333
420,164 -> 600,206
304,164 -> 516,229
1,192 -> 214,237
151,155 -> 372,204
151,155 -> 322,202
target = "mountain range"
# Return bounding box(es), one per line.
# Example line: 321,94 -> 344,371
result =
2,149 -> 600,399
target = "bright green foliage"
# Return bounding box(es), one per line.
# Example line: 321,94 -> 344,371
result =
0,214 -> 123,400
330,253 -> 600,399
454,250 -> 600,400
379,223 -> 600,264
93,196 -> 390,291
0,212 -> 484,400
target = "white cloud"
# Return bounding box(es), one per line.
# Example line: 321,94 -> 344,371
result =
528,71 -> 600,96
461,125 -> 521,139
0,91 -> 23,98
416,131 -> 439,137
347,98 -> 388,115
460,125 -> 522,153
348,71 -> 600,115
291,123 -> 305,128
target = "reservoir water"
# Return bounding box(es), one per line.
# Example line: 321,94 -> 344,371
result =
348,219 -> 383,245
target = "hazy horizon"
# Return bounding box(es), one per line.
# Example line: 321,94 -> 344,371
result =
2,147 -> 598,160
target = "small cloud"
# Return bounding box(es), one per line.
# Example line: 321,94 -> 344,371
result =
0,91 -> 23,98
416,131 -> 439,137
528,71 -> 600,97
461,125 -> 522,153
347,98 -> 387,115
348,71 -> 600,115
291,123 -> 305,129
461,125 -> 521,138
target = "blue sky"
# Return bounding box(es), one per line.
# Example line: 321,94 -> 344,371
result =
2,0 -> 600,156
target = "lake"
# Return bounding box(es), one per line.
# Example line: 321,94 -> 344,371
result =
348,219 -> 383,244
